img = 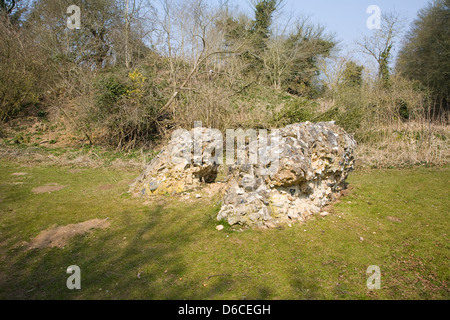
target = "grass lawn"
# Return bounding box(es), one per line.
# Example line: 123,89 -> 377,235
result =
0,160 -> 448,299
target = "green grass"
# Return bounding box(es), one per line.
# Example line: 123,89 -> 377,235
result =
0,161 -> 448,299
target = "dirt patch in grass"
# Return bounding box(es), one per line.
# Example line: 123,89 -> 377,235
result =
31,183 -> 66,194
11,172 -> 28,176
387,216 -> 402,223
27,219 -> 110,249
98,184 -> 115,190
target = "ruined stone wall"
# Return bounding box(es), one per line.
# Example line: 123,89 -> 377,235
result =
129,122 -> 356,229
129,127 -> 221,196
217,122 -> 356,228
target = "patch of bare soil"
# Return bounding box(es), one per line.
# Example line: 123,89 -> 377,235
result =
27,218 -> 110,249
98,184 -> 115,190
31,183 -> 66,194
387,216 -> 402,223
11,172 -> 28,176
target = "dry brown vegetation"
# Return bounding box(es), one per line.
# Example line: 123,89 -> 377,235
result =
0,0 -> 448,168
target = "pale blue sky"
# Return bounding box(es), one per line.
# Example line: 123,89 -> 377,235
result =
233,0 -> 431,64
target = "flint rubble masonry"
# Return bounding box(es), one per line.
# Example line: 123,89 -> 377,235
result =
129,122 -> 356,229
129,127 -> 221,196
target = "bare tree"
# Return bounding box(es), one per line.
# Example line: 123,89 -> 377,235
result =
356,11 -> 404,87
318,55 -> 352,103
123,0 -> 135,68
259,16 -> 335,92
152,0 -> 247,115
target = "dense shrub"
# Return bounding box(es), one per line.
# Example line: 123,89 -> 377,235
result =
87,67 -> 167,150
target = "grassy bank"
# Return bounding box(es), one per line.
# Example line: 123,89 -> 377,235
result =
0,160 -> 448,299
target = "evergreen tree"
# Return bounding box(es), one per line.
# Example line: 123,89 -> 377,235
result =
251,0 -> 278,51
396,0 -> 450,113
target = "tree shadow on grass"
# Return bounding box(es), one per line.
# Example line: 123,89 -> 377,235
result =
3,199 -> 326,300
287,269 -> 322,300
1,203 -> 233,299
